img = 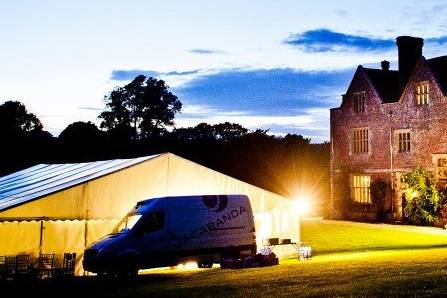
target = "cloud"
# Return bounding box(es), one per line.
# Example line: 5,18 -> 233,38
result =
111,69 -> 201,81
165,70 -> 201,76
78,106 -> 103,111
174,68 -> 353,116
109,67 -> 354,141
111,70 -> 160,81
176,105 -> 332,143
172,68 -> 353,142
427,36 -> 447,44
188,48 -> 224,55
332,9 -> 349,17
284,29 -> 395,53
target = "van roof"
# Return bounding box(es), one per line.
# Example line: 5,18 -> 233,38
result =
136,194 -> 248,205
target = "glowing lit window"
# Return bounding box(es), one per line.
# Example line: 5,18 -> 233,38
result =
415,82 -> 429,105
353,92 -> 366,113
351,175 -> 371,204
352,128 -> 369,153
397,132 -> 411,152
437,158 -> 447,179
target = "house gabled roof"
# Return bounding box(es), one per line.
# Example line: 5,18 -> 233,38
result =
342,66 -> 400,105
341,66 -> 368,106
0,155 -> 160,211
352,56 -> 447,104
427,55 -> 447,95
363,68 -> 400,103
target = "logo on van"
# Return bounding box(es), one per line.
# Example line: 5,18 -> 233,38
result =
202,195 -> 228,212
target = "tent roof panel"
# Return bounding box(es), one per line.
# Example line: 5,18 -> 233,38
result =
0,164 -> 49,184
0,155 -> 160,211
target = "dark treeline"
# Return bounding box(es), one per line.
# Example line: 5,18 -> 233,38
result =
0,75 -> 330,216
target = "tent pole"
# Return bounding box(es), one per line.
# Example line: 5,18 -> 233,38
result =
39,220 -> 44,256
84,219 -> 88,276
84,219 -> 88,248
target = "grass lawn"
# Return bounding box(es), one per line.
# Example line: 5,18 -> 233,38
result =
4,220 -> 447,297
301,219 -> 447,254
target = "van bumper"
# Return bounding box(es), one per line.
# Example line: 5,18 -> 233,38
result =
83,249 -> 111,273
83,249 -> 140,274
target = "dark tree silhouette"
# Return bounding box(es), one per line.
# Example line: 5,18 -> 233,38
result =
99,75 -> 182,139
171,122 -> 247,142
0,100 -> 55,176
214,122 -> 248,140
194,123 -> 216,139
58,121 -> 105,162
283,133 -> 311,146
59,121 -> 103,143
0,101 -> 43,137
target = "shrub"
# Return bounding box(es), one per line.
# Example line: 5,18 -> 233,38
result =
401,167 -> 444,225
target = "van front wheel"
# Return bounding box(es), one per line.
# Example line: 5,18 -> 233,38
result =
116,254 -> 139,279
117,268 -> 138,279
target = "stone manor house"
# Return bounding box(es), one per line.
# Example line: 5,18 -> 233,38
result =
330,36 -> 447,221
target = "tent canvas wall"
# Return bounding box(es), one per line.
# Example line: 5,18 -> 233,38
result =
0,153 -> 299,275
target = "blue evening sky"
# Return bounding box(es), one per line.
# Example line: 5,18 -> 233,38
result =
1,0 -> 447,142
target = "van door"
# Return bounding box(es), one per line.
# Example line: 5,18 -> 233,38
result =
213,195 -> 253,250
167,208 -> 212,251
133,211 -> 168,267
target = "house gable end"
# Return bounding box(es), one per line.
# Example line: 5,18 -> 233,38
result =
340,66 -> 382,113
427,55 -> 447,96
398,57 -> 445,106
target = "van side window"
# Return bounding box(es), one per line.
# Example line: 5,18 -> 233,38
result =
137,211 -> 165,234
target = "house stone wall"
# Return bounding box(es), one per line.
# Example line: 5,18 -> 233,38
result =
330,57 -> 447,222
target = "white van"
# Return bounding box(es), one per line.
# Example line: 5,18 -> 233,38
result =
83,195 -> 256,276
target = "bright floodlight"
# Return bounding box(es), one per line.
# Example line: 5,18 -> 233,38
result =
294,196 -> 311,216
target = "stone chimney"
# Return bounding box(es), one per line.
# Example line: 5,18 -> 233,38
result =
381,60 -> 390,71
396,36 -> 424,92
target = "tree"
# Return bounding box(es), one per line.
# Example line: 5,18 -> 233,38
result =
0,101 -> 43,137
59,121 -> 103,143
283,134 -> 311,146
58,121 -> 105,161
99,75 -> 182,139
401,167 -> 444,225
214,122 -> 248,141
59,121 -> 102,143
171,123 -> 215,142
0,101 -> 55,176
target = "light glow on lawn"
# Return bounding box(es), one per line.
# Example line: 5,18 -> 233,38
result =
177,261 -> 198,270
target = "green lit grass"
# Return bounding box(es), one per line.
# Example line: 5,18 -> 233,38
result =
5,220 -> 447,297
301,219 -> 447,254
132,248 -> 447,297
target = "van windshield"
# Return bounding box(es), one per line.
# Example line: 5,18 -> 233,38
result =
112,213 -> 142,234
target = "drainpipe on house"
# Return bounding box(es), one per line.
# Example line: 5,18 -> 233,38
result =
389,110 -> 394,218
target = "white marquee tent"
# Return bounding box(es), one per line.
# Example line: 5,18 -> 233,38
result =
0,153 -> 299,275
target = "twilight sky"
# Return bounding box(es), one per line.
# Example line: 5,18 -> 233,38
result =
1,0 -> 447,142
